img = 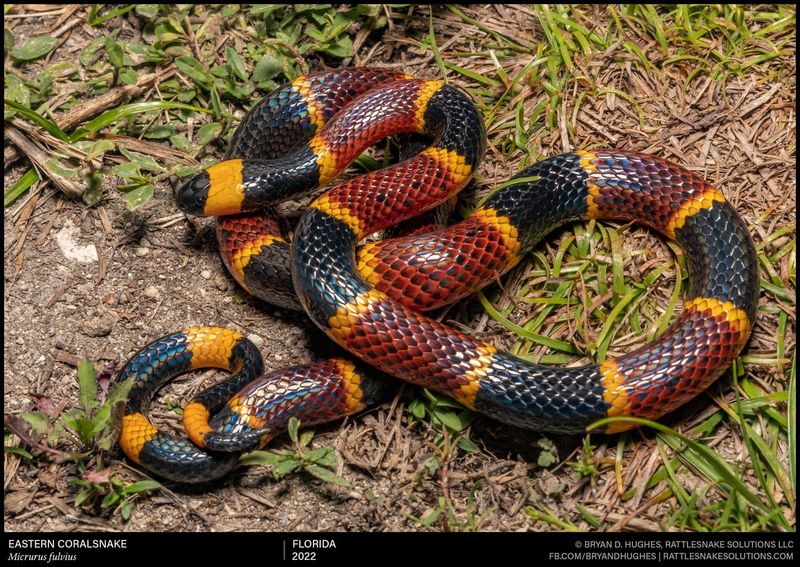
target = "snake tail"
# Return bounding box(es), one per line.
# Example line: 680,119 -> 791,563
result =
117,326 -> 391,483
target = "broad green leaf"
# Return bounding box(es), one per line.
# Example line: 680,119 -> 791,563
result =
287,417 -> 300,443
4,446 -> 33,459
4,74 -> 31,107
457,437 -> 479,452
408,399 -> 426,419
306,446 -> 335,467
134,4 -> 159,18
118,146 -> 163,172
537,438 -> 558,466
121,501 -> 132,521
305,28 -> 326,42
226,47 -> 248,81
78,359 -> 98,414
4,28 -> 13,56
175,55 -> 212,85
11,35 -> 59,61
120,185 -> 155,210
124,480 -> 162,494
421,508 -> 441,527
84,139 -> 116,161
272,458 -> 302,478
324,37 -> 354,58
169,134 -> 190,152
305,464 -> 349,487
106,38 -> 124,67
45,157 -> 79,178
106,379 -> 134,406
241,450 -> 285,466
251,5 -> 282,16
90,403 -> 111,437
143,125 -> 174,140
112,162 -> 142,179
422,389 -> 464,409
120,68 -> 138,85
223,81 -> 255,100
63,413 -> 95,445
101,492 -> 120,509
221,5 -> 240,17
299,430 -> 314,448
196,122 -> 223,145
20,411 -> 51,434
176,89 -> 196,102
432,409 -> 465,431
74,489 -> 95,507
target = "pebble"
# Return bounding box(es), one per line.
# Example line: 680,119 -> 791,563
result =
136,247 -> 150,257
201,270 -> 212,279
144,285 -> 160,299
537,471 -> 564,496
82,315 -> 115,337
214,275 -> 230,291
248,333 -> 265,347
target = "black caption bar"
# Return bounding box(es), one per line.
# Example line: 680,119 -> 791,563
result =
4,532 -> 795,564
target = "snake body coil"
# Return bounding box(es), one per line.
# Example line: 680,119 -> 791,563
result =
118,69 -> 758,483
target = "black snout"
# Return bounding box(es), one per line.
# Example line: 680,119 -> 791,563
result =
176,172 -> 211,215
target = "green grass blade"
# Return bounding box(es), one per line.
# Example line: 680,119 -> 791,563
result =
4,168 -> 40,207
594,288 -> 640,361
427,12 -> 446,79
5,98 -> 70,141
70,101 -> 211,141
588,417 -> 773,517
476,291 -> 578,353
443,62 -> 503,88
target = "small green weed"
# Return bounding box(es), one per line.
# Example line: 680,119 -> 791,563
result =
408,489 -> 495,532
3,359 -> 160,521
240,416 -> 350,487
71,467 -> 161,522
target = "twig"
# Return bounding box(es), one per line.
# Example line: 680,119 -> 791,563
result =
5,125 -> 84,199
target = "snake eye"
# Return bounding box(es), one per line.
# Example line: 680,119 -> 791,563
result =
176,172 -> 211,215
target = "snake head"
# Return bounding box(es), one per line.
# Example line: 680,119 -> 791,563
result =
175,171 -> 211,216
